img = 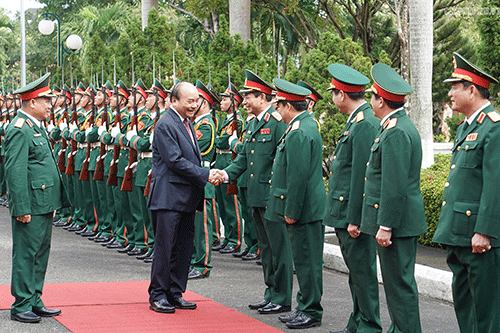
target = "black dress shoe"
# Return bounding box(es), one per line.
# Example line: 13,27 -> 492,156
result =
32,307 -> 61,317
279,309 -> 300,323
286,313 -> 321,329
258,302 -> 291,314
136,250 -> 153,260
53,219 -> 67,227
212,242 -> 227,251
102,238 -> 116,246
248,299 -> 270,310
68,224 -> 84,232
127,247 -> 147,256
75,226 -> 88,234
107,240 -> 125,249
63,222 -> 75,230
330,328 -> 355,333
88,232 -> 100,240
188,269 -> 205,279
95,235 -> 111,243
144,256 -> 154,263
242,253 -> 259,261
10,311 -> 41,323
149,299 -> 175,313
81,230 -> 96,237
232,249 -> 249,258
220,245 -> 237,254
117,244 -> 134,253
52,218 -> 62,225
168,297 -> 197,309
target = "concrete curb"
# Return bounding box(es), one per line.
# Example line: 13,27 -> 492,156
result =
323,243 -> 453,303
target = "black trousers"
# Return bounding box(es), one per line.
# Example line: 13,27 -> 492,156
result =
148,209 -> 195,303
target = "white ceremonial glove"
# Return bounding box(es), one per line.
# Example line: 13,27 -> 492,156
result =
85,125 -> 93,136
46,123 -> 55,132
59,121 -> 67,130
69,123 -> 78,133
98,125 -> 106,136
130,161 -> 138,173
110,125 -> 121,138
126,128 -> 137,141
228,132 -> 238,146
149,132 -> 154,145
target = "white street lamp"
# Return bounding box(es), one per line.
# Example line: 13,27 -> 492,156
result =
66,34 -> 82,51
38,19 -> 55,35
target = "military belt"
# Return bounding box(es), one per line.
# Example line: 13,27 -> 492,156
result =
90,142 -> 100,148
139,152 -> 152,159
78,143 -> 88,149
216,148 -> 232,154
106,145 -> 114,151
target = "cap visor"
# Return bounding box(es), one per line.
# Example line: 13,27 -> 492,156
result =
443,78 -> 463,83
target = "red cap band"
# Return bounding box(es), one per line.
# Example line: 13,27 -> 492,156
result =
136,86 -> 148,100
371,82 -> 405,102
244,80 -> 273,95
330,78 -> 364,93
197,87 -> 214,105
452,68 -> 491,89
118,88 -> 130,99
275,90 -> 307,102
157,89 -> 167,99
20,86 -> 50,101
224,88 -> 242,104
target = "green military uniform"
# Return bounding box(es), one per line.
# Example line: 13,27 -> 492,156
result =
264,79 -> 325,327
360,63 -> 426,333
433,53 -> 500,333
4,74 -> 69,315
224,70 -> 290,308
323,64 -> 382,333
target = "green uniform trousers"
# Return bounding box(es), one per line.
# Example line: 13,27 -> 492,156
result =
94,175 -> 113,238
377,237 -> 421,333
191,198 -> 216,276
214,182 -> 242,249
88,176 -> 101,232
127,183 -> 147,250
336,229 -> 381,332
11,213 -> 52,314
447,246 -> 500,333
139,189 -> 154,251
288,220 -> 324,321
253,207 -> 293,306
239,187 -> 258,254
111,177 -> 131,246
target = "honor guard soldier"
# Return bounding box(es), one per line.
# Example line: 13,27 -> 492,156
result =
0,92 -> 8,204
323,64 -> 382,333
212,82 -> 245,254
360,63 -> 426,333
297,80 -> 322,130
433,53 -> 500,333
4,73 -> 69,323
265,78 -> 325,329
217,69 -> 291,314
188,80 -> 218,279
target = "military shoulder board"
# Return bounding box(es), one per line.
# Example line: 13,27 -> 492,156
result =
385,118 -> 397,130
487,111 -> 500,123
291,121 -> 300,131
271,111 -> 282,121
356,111 -> 365,122
14,118 -> 25,128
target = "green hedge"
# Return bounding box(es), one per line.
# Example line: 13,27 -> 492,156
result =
419,154 -> 451,247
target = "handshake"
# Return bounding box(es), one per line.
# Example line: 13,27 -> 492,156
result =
208,169 -> 226,186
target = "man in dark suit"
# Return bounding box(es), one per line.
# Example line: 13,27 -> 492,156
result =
147,81 -> 219,314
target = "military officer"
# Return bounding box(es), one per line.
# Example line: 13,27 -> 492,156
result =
4,73 -> 69,323
214,69 -> 291,314
264,78 -> 325,329
212,82 -> 245,254
297,80 -> 322,129
433,53 -> 500,333
323,64 -> 382,333
360,63 -> 426,333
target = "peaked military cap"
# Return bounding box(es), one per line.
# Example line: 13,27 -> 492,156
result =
207,83 -> 220,105
103,80 -> 113,98
272,78 -> 311,104
85,84 -> 96,96
148,78 -> 169,99
221,82 -> 243,104
368,63 -> 413,102
196,80 -> 217,106
117,80 -> 130,99
240,69 -> 274,95
327,63 -> 370,93
52,85 -> 62,96
0,93 -> 4,102
6,90 -> 14,99
297,80 -> 323,102
63,84 -> 72,100
134,78 -> 148,100
444,52 -> 498,89
14,72 -> 55,101
75,82 -> 86,95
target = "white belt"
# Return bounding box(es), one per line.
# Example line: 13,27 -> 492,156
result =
106,145 -> 114,150
91,142 -> 100,148
203,161 -> 210,168
139,152 -> 152,159
216,148 -> 232,154
78,143 -> 88,149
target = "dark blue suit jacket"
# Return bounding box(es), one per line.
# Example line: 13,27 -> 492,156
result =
147,107 -> 209,212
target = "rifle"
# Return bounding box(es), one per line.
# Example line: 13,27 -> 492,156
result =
107,86 -> 121,186
226,78 -> 238,194
79,89 -> 95,181
65,88 -> 78,176
49,98 -> 56,148
93,87 -> 108,181
121,86 -> 138,192
144,89 -> 159,197
57,97 -> 68,173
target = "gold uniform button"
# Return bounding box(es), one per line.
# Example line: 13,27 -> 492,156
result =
363,193 -> 365,197
333,156 -> 337,160
466,210 -> 472,217
445,182 -> 450,187
456,146 -> 461,151
250,174 -> 254,178
339,196 -> 344,202
250,162 -> 254,166
252,138 -> 255,142
251,150 -> 254,154
271,171 -> 273,175
330,172 -> 332,176
442,201 -> 446,206
280,195 -> 284,200
465,145 -> 469,150
374,204 -> 379,209
42,185 -> 46,190
374,138 -> 380,143
364,177 -> 367,182
269,180 -> 271,184
366,162 -> 370,166
451,164 -> 456,169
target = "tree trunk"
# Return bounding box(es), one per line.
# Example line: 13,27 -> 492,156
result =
409,0 -> 434,168
229,0 -> 251,43
141,0 -> 158,30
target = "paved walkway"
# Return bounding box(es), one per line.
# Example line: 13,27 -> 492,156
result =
0,206 -> 459,332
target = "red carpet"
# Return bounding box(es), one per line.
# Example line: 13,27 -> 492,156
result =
0,281 -> 283,333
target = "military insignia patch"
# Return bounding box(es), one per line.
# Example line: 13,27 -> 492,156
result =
343,131 -> 349,136
487,111 -> 500,123
386,118 -> 398,130
264,113 -> 271,122
138,121 -> 145,131
291,121 -> 300,131
95,119 -> 102,127
466,133 -> 478,141
477,112 -> 486,124
271,111 -> 282,121
14,118 -> 25,128
356,112 -> 365,122
26,119 -> 33,128
195,130 -> 203,140
226,126 -> 233,135
260,128 -> 270,135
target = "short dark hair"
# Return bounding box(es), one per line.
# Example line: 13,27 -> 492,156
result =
252,91 -> 272,102
278,100 -> 308,112
170,81 -> 184,103
372,93 -> 405,110
333,89 -> 365,101
461,81 -> 490,100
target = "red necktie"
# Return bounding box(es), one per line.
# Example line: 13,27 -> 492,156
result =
184,118 -> 195,144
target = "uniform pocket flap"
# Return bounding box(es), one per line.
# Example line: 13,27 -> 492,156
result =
331,190 -> 349,202
271,187 -> 287,198
453,202 -> 480,215
462,141 -> 479,150
364,195 -> 379,207
31,178 -> 55,189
